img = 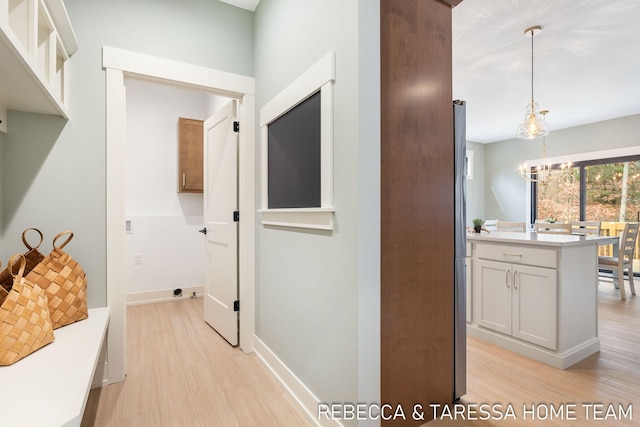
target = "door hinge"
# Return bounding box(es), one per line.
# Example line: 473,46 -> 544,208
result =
233,300 -> 239,311
233,121 -> 239,133
233,211 -> 239,222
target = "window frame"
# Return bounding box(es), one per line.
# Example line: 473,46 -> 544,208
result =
258,51 -> 335,231
531,153 -> 640,223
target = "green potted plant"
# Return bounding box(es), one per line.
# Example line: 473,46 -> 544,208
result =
472,218 -> 484,233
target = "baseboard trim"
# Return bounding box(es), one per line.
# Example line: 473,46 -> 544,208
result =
126,285 -> 204,306
253,336 -> 343,427
92,361 -> 109,388
467,324 -> 600,369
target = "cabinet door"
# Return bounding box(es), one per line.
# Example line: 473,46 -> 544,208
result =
475,259 -> 512,335
178,118 -> 204,193
512,265 -> 557,350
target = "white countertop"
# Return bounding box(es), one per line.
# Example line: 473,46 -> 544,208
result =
467,231 -> 617,247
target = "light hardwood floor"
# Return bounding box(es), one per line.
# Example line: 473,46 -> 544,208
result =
83,279 -> 639,427
81,298 -> 314,427
428,278 -> 640,427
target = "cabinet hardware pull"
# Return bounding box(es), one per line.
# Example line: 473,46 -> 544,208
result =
503,252 -> 522,257
513,271 -> 518,289
182,173 -> 186,188
506,270 -> 510,287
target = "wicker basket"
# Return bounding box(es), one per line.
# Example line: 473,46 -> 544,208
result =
0,254 -> 55,366
0,228 -> 45,293
26,231 -> 88,329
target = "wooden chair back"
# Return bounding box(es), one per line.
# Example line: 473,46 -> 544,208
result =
598,222 -> 639,299
535,221 -> 572,235
570,221 -> 601,236
620,222 -> 640,263
483,219 -> 498,232
497,221 -> 525,232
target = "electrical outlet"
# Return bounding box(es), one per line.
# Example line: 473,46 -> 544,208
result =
134,253 -> 142,265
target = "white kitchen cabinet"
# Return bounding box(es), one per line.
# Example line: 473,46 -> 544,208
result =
467,232 -> 617,369
475,259 -> 557,350
465,241 -> 472,322
0,0 -> 78,133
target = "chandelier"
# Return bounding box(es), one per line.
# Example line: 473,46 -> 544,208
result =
516,26 -> 549,139
519,111 -> 572,186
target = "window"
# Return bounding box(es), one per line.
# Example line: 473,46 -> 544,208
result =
533,156 -> 640,224
532,154 -> 640,272
258,51 -> 335,230
267,91 -> 321,209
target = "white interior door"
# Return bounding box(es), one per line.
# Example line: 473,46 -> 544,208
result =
203,100 -> 239,345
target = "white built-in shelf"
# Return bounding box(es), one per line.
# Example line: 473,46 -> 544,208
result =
0,307 -> 110,427
0,0 -> 78,133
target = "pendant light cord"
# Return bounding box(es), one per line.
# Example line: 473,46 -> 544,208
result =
530,28 -> 534,103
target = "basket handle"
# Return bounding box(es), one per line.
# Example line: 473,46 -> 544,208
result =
8,254 -> 26,279
22,228 -> 44,250
53,230 -> 74,250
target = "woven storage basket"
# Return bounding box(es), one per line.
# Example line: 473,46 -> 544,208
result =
26,231 -> 88,329
0,228 -> 45,293
0,254 -> 55,366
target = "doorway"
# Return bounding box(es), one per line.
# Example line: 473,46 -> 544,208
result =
103,46 -> 256,384
124,77 -> 218,306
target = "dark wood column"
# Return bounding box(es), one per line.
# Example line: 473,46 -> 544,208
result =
380,0 -> 459,424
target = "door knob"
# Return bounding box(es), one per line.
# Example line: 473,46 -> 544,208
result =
199,228 -> 207,235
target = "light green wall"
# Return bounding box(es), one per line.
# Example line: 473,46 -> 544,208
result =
484,114 -> 640,222
254,0 -> 374,421
1,0 -> 254,308
466,141 -> 486,224
357,1 -> 380,424
0,131 -> 3,253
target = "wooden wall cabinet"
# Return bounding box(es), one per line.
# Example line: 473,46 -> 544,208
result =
178,117 -> 203,193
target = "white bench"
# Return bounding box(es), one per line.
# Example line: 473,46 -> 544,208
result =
0,307 -> 110,427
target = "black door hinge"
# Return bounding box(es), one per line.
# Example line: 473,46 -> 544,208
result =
233,300 -> 239,311
233,211 -> 240,222
233,121 -> 239,133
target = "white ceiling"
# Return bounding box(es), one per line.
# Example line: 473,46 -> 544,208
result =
218,0 -> 260,12
453,0 -> 640,143
220,0 -> 640,143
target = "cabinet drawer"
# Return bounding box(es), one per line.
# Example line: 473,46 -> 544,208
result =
476,243 -> 557,269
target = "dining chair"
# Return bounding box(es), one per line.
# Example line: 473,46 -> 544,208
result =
497,221 -> 525,232
598,222 -> 639,299
483,219 -> 498,232
535,221 -> 572,234
570,220 -> 601,236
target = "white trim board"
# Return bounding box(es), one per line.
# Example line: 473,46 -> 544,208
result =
253,336 -> 343,427
126,286 -> 204,306
103,46 -> 256,384
525,145 -> 640,166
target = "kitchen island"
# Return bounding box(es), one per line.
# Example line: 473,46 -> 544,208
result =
466,231 -> 616,369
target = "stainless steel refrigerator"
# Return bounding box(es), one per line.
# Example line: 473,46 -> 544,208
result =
453,99 -> 467,400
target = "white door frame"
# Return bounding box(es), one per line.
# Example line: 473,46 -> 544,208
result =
103,46 -> 255,383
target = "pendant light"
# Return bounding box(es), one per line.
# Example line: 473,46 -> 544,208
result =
516,26 -> 549,139
519,111 -> 572,185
